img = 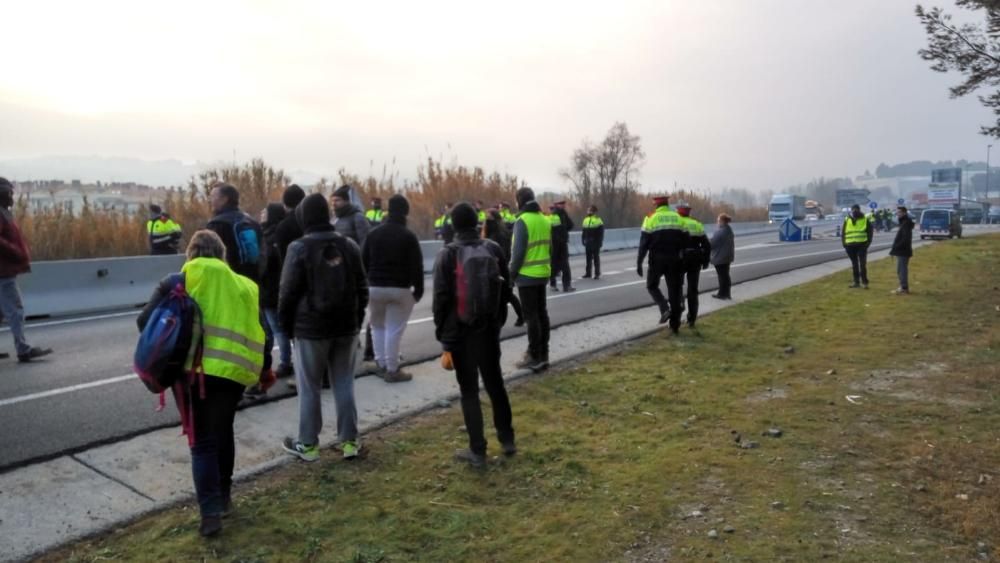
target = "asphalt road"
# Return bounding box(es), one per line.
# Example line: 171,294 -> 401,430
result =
0,227 -> 894,471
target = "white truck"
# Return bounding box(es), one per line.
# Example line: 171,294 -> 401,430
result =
768,194 -> 807,223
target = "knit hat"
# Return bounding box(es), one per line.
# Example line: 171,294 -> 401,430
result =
282,184 -> 306,208
296,193 -> 331,230
0,177 -> 13,191
333,185 -> 352,200
516,187 -> 535,209
264,202 -> 287,228
149,204 -> 162,215
451,202 -> 478,231
388,194 -> 409,217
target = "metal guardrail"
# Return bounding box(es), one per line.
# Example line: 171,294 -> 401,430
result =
17,222 -> 777,318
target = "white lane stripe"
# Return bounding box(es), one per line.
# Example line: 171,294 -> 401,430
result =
0,374 -> 135,408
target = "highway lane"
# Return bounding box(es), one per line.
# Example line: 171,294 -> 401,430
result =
1,227 -> 889,470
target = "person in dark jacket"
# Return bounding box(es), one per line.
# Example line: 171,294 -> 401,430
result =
278,193 -> 368,462
0,178 -> 52,362
146,204 -> 183,255
482,210 -> 524,327
260,203 -> 293,377
637,195 -> 689,333
433,202 -> 515,467
331,185 -> 370,248
273,184 -> 305,262
361,194 -> 423,382
890,206 -> 914,295
675,202 -> 711,328
580,205 -> 605,279
205,183 -> 264,284
710,213 -> 735,300
548,200 -> 575,292
841,204 -> 874,289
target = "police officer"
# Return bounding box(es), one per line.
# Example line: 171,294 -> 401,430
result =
365,198 -> 385,225
475,200 -> 488,226
548,201 -> 575,292
499,202 -> 517,229
435,203 -> 454,244
636,195 -> 688,334
675,201 -> 711,328
147,204 -> 183,255
581,205 -> 604,279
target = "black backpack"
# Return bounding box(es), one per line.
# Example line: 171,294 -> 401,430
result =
303,235 -> 353,314
452,241 -> 503,327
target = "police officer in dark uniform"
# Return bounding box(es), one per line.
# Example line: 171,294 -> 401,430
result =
675,201 -> 711,329
636,195 -> 689,334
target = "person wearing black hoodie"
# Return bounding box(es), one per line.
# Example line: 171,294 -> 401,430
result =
260,203 -> 293,378
433,202 -> 515,467
890,206 -> 914,295
279,193 -> 368,462
362,194 -> 423,382
274,184 -> 306,262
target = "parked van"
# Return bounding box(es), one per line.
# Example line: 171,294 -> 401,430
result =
919,209 -> 962,240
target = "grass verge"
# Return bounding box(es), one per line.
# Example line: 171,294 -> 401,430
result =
48,235 -> 999,562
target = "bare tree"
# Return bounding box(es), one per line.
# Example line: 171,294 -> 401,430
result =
916,1 -> 1000,136
561,122 -> 646,227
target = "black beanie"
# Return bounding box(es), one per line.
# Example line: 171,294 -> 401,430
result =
296,193 -> 331,230
0,177 -> 14,191
283,184 -> 306,208
333,185 -> 352,200
451,202 -> 478,231
388,194 -> 409,217
264,202 -> 287,228
149,204 -> 162,215
516,187 -> 535,209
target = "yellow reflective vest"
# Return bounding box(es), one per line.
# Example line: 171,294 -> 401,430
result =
365,209 -> 384,223
843,216 -> 870,245
182,257 -> 265,387
514,211 -> 552,279
583,215 -> 604,229
679,216 -> 705,236
643,205 -> 683,233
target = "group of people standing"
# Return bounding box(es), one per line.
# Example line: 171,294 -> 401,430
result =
841,203 -> 915,294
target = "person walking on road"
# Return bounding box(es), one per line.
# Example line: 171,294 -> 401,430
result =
890,205 -> 914,295
483,209 -> 525,327
842,204 -> 873,289
205,183 -> 264,284
434,202 -> 516,467
637,195 -> 689,334
581,205 -> 605,280
0,178 -> 52,362
147,204 -> 183,255
710,213 -> 735,300
138,230 -> 269,538
279,193 -> 369,463
362,194 -> 423,382
675,201 -> 711,328
331,185 -> 370,248
548,200 -> 575,292
510,187 -> 552,371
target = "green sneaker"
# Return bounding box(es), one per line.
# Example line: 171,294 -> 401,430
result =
342,440 -> 360,460
282,437 -> 319,462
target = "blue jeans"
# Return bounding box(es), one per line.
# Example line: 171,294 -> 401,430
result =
264,308 -> 292,368
190,376 -> 245,516
0,277 -> 31,356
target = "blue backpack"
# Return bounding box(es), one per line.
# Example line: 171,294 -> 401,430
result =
134,274 -> 200,395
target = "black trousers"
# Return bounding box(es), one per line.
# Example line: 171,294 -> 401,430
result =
714,263 -> 732,298
549,243 -> 571,289
646,259 -> 684,329
683,262 -> 702,324
517,284 -> 550,359
845,245 -> 869,284
451,327 -> 514,455
507,292 -> 523,322
584,245 -> 601,277
189,376 -> 245,517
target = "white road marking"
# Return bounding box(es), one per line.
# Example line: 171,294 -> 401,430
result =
0,374 -> 135,408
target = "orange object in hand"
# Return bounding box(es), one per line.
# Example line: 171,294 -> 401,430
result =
441,351 -> 454,371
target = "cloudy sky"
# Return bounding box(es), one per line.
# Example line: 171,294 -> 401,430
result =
0,0 -> 990,191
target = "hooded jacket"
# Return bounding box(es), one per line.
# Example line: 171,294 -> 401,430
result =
890,214 -> 914,258
361,215 -> 424,300
260,203 -> 287,309
0,207 -> 30,278
333,203 -> 370,247
205,205 -> 264,283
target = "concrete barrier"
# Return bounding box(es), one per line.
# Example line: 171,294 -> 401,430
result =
17,223 -> 769,318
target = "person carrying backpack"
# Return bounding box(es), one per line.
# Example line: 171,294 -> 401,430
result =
433,202 -> 515,467
206,183 -> 264,284
136,230 -> 271,538
279,193 -> 369,462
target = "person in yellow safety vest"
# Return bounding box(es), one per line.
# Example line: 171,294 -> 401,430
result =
842,203 -> 874,289
581,205 -> 605,279
475,200 -> 488,226
147,204 -> 183,255
434,202 -> 455,244
499,202 -> 517,228
674,201 -> 712,329
636,195 -> 689,334
509,187 -> 552,372
136,229 -> 271,538
365,198 -> 385,226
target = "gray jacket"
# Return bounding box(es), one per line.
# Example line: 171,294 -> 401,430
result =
332,204 -> 370,248
709,224 -> 734,265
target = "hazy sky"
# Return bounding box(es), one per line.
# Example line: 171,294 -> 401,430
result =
0,0 -> 991,191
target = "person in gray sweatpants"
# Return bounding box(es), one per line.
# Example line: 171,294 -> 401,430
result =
278,193 -> 369,461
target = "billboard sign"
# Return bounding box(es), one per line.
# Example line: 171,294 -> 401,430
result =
835,189 -> 871,207
927,183 -> 960,205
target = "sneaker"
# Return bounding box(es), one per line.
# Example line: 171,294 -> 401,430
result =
862,283 -> 869,290
549,285 -> 559,292
282,437 -> 319,462
383,369 -> 413,383
287,378 -> 297,390
515,352 -> 536,370
532,353 -> 550,372
563,287 -> 577,293
275,364 -> 294,378
454,448 -> 486,468
891,288 -> 910,295
581,274 -> 591,279
514,318 -> 525,328
501,441 -> 518,456
243,384 -> 266,400
594,275 -> 600,280
17,347 -> 52,363
199,514 -> 223,538
342,440 -> 360,460
848,283 -> 860,289
658,310 -> 670,325
0,352 -> 8,360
